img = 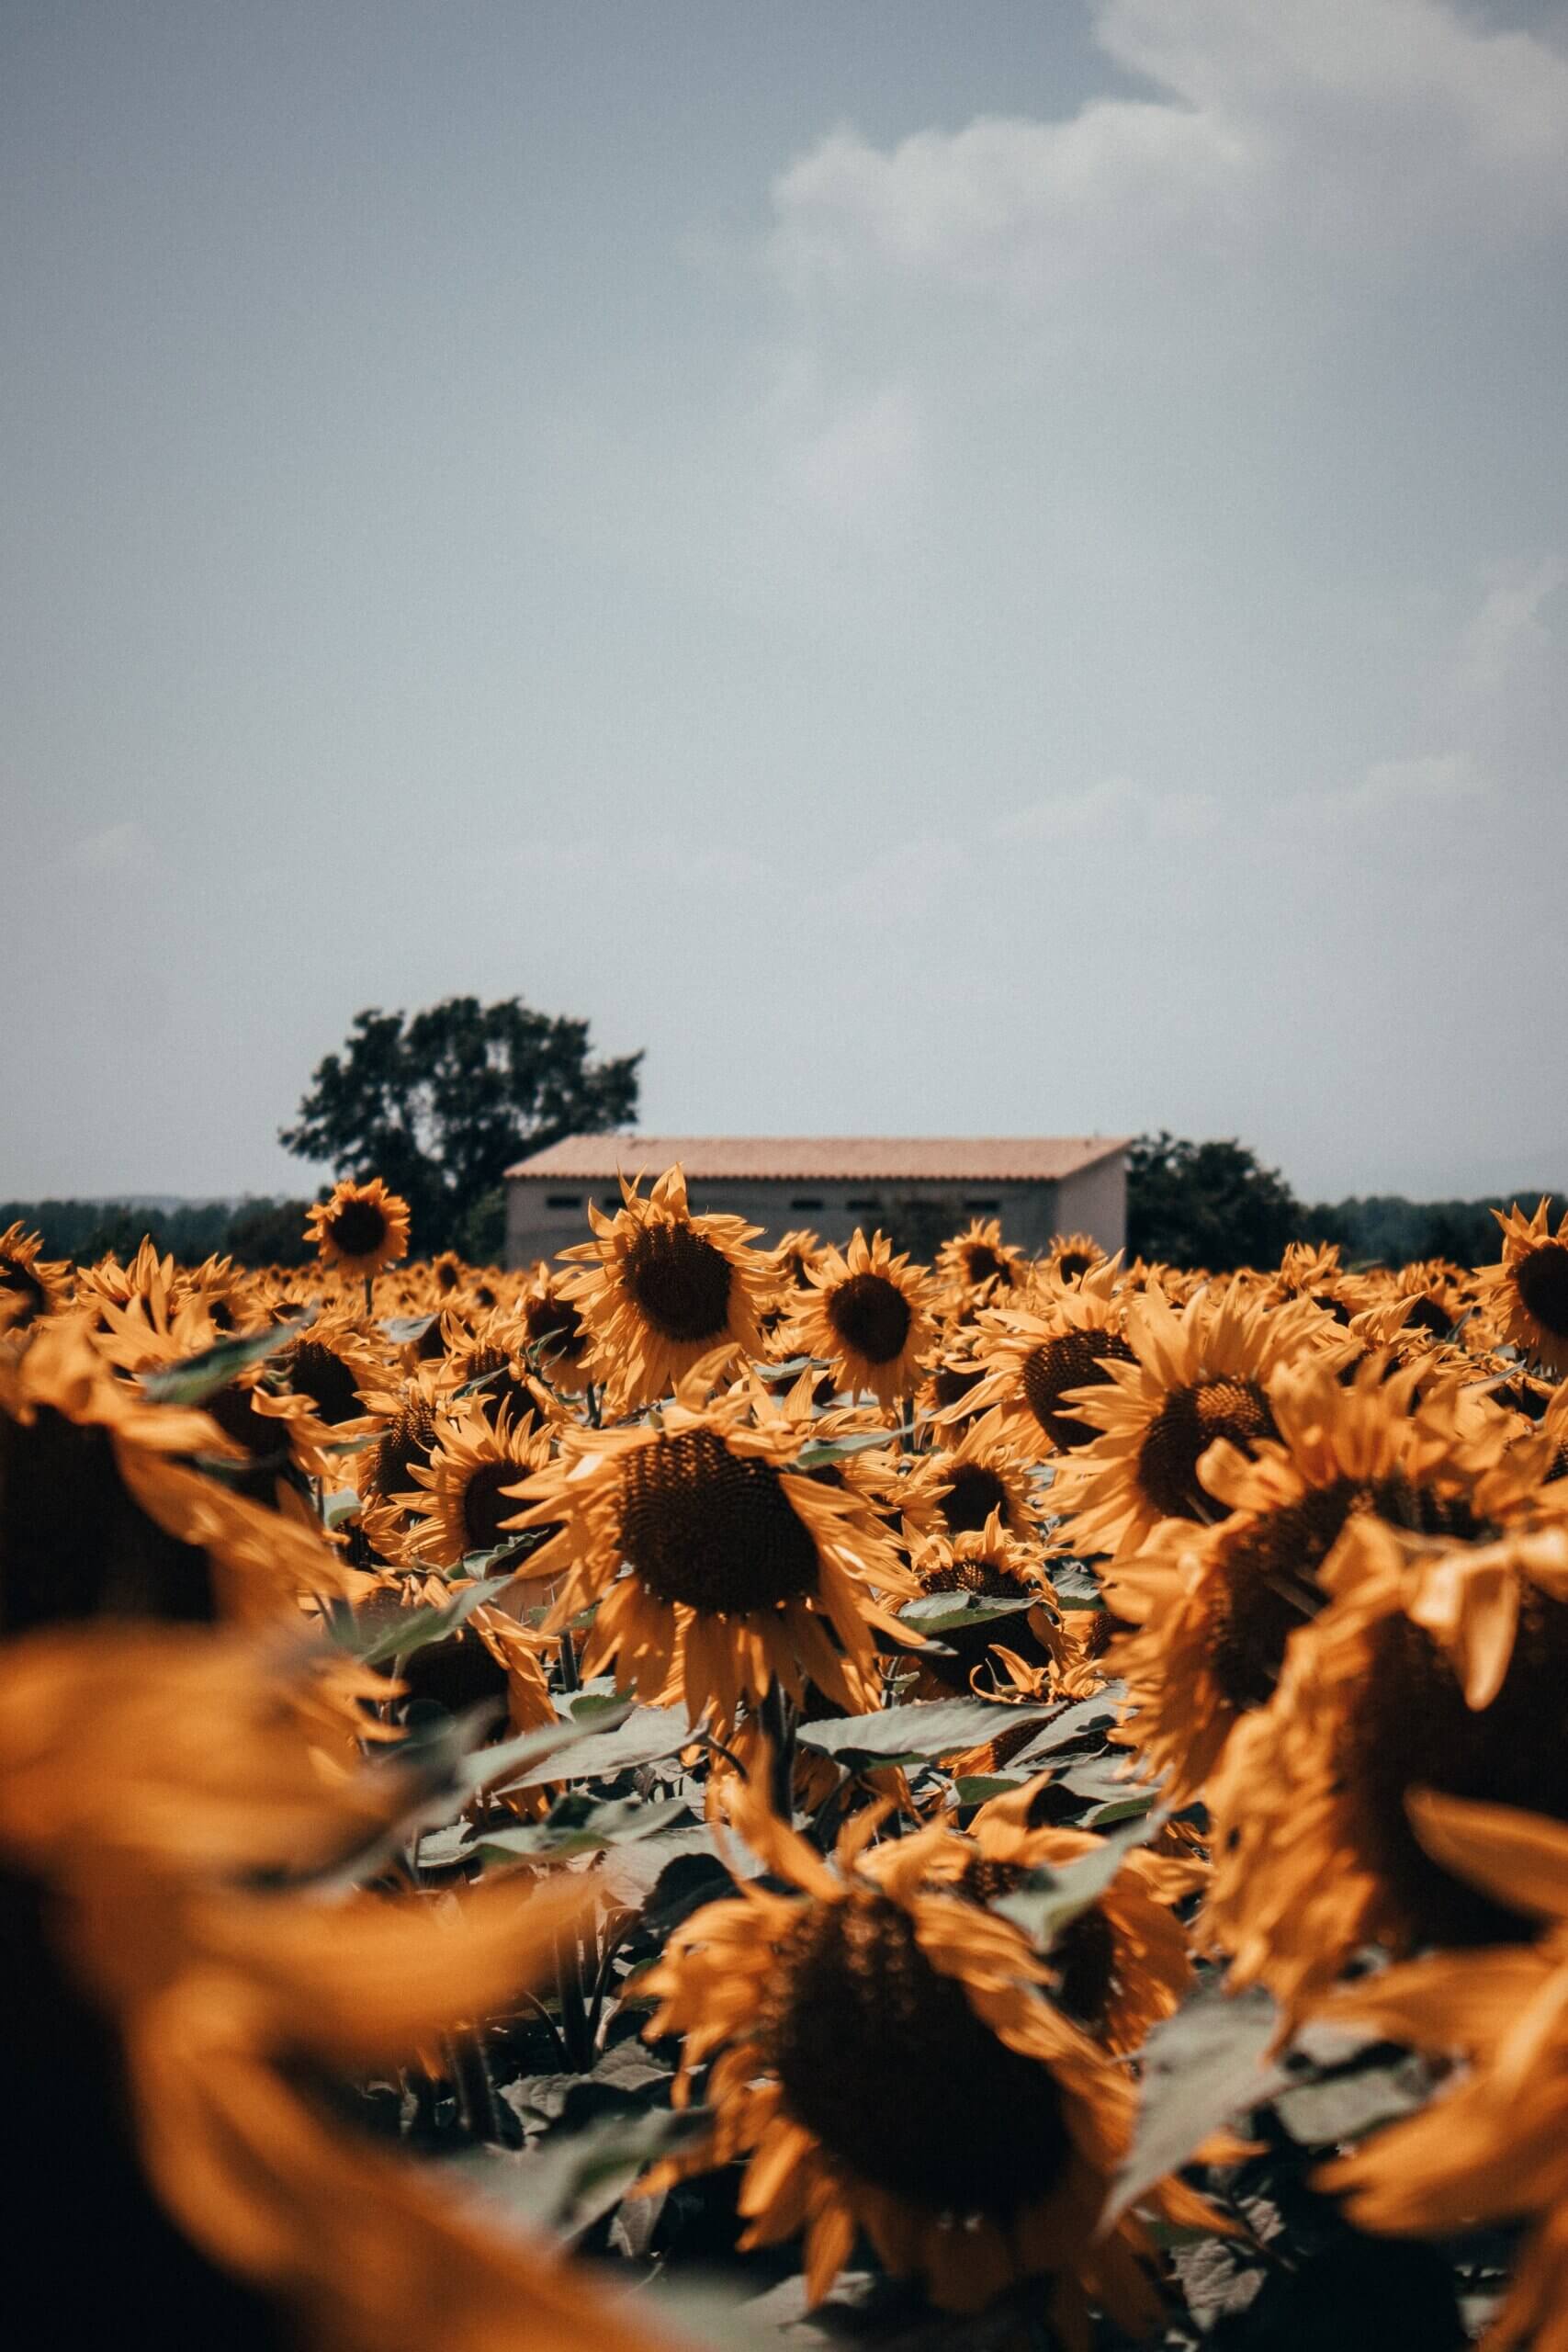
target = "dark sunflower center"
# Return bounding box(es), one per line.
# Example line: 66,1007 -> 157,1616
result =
287,1340 -> 364,1425
524,1292 -> 586,1363
435,1258 -> 461,1292
765,1891 -> 1071,2212
616,1429 -> 818,1612
826,1272 -> 911,1366
1404,1295 -> 1452,1340
0,1254 -> 49,1325
1054,1905 -> 1119,2033
1137,1377 -> 1278,1521
963,1244 -> 1009,1286
1205,1482 -> 1379,1712
460,1459 -> 525,1553
399,1629 -> 512,1733
1056,1251 -> 1094,1283
1021,1329 -> 1136,1450
1344,1589 -> 1568,1949
924,1556 -> 1030,1600
367,1399 -> 438,1500
326,1197 -> 389,1259
931,1363 -> 981,1410
1517,1241 -> 1568,1342
0,1407 -> 214,1633
622,1223 -> 733,1344
941,1462 -> 1011,1535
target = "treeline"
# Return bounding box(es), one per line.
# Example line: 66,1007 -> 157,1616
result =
0,1196 -> 316,1269
1125,1134 -> 1555,1272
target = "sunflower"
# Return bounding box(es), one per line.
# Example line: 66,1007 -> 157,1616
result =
0,1620 -> 660,2352
1104,1355 -> 1496,1807
638,1770 -> 1219,2329
1485,1198 -> 1568,1376
784,1227 -> 936,1409
1204,1517 -> 1568,2014
557,1164 -> 778,1409
517,1264 -> 593,1393
898,1405 -> 1041,1544
405,1398 -> 558,1573
275,1311 -> 389,1430
1049,1278 -> 1338,1566
0,1318 -> 351,1632
910,1775 -> 1202,2055
900,1510 -> 1057,1696
0,1220 -> 70,1329
1047,1232 -> 1106,1286
95,1283 -> 335,1503
933,1218 -> 1024,1303
1317,1791 -> 1568,2352
305,1177 -> 412,1279
954,1258 -> 1134,1455
354,1368 -> 448,1560
506,1372 -> 915,1732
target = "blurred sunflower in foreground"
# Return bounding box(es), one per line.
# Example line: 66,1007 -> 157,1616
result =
638,1771 -> 1220,2336
1206,1515 -> 1568,2011
0,1622 -> 669,2352
1319,1791 -> 1568,2352
1487,1197 -> 1568,1376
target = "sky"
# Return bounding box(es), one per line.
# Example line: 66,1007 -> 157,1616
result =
4,0 -> 1565,1206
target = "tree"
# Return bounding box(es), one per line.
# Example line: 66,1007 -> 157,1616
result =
281,997 -> 641,1254
1126,1132 -> 1302,1272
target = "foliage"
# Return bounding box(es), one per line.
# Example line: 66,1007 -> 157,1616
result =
1125,1132 -> 1302,1272
279,996 -> 642,1253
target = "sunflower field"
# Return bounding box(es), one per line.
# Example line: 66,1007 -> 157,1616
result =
5,1173 -> 1568,2351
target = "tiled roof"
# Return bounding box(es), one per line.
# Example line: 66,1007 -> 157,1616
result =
506,1136 -> 1129,1182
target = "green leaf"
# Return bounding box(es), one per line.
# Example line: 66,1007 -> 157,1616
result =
952,1773 -> 1029,1805
378,1313 -> 437,1345
1004,1688 -> 1124,1770
1085,1790 -> 1159,1829
467,1793 -> 694,1862
321,1487 -> 362,1530
1102,1984 -> 1286,2231
447,2108 -> 698,2242
491,1703 -> 694,1792
340,1574 -> 514,1668
897,1590 -> 1040,1636
796,1694 -> 1054,1770
994,1815 -> 1159,1950
140,1310 -> 314,1406
795,1426 -> 907,1471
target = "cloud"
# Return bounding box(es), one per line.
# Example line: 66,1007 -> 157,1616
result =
784,381 -> 921,519
1458,554 -> 1566,693
994,777 -> 1218,844
805,834 -> 959,927
66,820 -> 155,876
768,0 -> 1568,315
1284,750 -> 1487,827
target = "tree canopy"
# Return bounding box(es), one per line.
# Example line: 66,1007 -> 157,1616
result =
1125,1131 -> 1302,1272
280,996 -> 641,1253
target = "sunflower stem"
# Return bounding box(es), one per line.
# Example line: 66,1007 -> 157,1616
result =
558,1628 -> 580,1692
554,1924 -> 594,2073
363,1272 -> 375,1317
760,1680 -> 798,1821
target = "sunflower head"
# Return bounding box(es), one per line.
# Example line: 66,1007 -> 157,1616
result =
304,1178 -> 411,1279
785,1227 -> 937,1408
1486,1199 -> 1568,1376
558,1165 -> 779,1409
0,1222 -> 69,1329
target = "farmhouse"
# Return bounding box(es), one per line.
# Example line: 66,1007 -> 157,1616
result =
504,1136 -> 1129,1269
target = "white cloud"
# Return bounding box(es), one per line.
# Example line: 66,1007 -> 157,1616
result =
66,820 -> 154,875
805,834 -> 958,927
1459,554 -> 1566,693
1286,750 -> 1487,826
768,0 -> 1568,315
994,777 -> 1219,843
786,381 -> 921,518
